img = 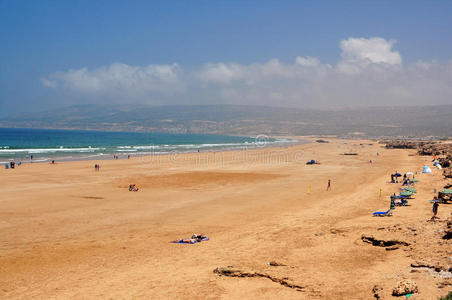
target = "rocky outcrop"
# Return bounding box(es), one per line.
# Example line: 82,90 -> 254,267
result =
411,262 -> 452,273
213,266 -> 304,291
438,155 -> 452,168
267,261 -> 286,266
444,168 -> 452,179
444,216 -> 452,240
361,235 -> 410,249
384,141 -> 419,149
392,280 -> 418,296
372,285 -> 383,299
418,142 -> 452,156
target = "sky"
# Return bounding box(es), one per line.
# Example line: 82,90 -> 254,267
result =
1,1 -> 452,117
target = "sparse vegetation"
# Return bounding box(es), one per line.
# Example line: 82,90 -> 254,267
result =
1,104 -> 451,137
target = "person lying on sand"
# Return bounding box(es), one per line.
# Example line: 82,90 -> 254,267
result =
129,184 -> 139,192
172,233 -> 209,244
176,238 -> 197,244
191,233 -> 208,242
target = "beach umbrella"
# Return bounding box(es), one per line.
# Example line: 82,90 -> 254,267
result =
440,189 -> 452,194
404,187 -> 417,193
400,191 -> 414,197
394,173 -> 402,177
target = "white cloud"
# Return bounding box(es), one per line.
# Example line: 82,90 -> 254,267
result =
42,37 -> 452,107
340,37 -> 402,65
43,62 -> 184,97
197,62 -> 245,84
295,56 -> 320,67
336,37 -> 402,74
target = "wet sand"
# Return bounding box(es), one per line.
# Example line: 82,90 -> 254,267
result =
0,139 -> 450,299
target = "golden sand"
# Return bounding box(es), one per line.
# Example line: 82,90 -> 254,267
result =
0,139 -> 450,299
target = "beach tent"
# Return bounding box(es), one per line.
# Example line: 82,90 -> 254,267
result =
440,189 -> 452,194
436,164 -> 442,169
423,166 -> 432,173
406,172 -> 414,176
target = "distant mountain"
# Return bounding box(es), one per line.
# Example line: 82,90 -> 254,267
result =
1,104 -> 451,138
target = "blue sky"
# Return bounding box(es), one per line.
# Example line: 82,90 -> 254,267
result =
1,1 -> 452,116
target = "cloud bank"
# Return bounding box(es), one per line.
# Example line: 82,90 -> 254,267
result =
42,37 -> 452,107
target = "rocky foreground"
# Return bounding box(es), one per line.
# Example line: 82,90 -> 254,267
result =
384,140 -> 452,179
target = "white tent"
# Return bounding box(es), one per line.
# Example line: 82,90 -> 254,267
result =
436,164 -> 442,169
423,166 -> 432,173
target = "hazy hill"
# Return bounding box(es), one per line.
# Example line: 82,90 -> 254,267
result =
1,104 -> 451,138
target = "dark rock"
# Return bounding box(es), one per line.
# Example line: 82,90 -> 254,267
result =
213,266 -> 304,291
444,168 -> 452,179
268,261 -> 286,266
372,285 -> 383,299
384,140 -> 419,149
361,235 -> 410,247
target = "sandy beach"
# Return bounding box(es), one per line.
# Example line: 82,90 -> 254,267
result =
0,139 -> 450,299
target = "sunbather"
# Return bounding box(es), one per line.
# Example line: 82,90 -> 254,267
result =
129,184 -> 139,191
172,233 -> 209,244
191,233 -> 208,242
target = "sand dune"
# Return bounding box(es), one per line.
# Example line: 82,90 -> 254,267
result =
0,139 -> 450,299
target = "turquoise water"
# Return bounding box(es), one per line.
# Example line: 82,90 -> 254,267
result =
0,128 -> 296,162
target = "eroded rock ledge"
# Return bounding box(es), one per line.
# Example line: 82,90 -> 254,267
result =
361,234 -> 410,250
213,266 -> 304,291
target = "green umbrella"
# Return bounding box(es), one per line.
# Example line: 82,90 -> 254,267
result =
439,189 -> 452,194
400,191 -> 414,196
404,187 -> 417,193
410,179 -> 419,183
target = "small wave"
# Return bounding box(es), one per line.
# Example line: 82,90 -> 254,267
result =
0,147 -> 106,154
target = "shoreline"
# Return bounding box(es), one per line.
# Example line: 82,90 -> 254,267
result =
1,138 -> 307,165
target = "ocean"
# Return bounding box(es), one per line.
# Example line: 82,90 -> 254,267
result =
0,128 -> 297,163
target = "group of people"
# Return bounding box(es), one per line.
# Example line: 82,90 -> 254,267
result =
4,161 -> 23,169
129,184 -> 139,192
390,171 -> 400,183
94,164 -> 100,171
112,154 -> 131,160
390,193 -> 408,207
388,169 -> 442,218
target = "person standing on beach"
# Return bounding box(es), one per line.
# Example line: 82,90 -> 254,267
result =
390,193 -> 396,210
432,201 -> 439,217
326,179 -> 331,191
